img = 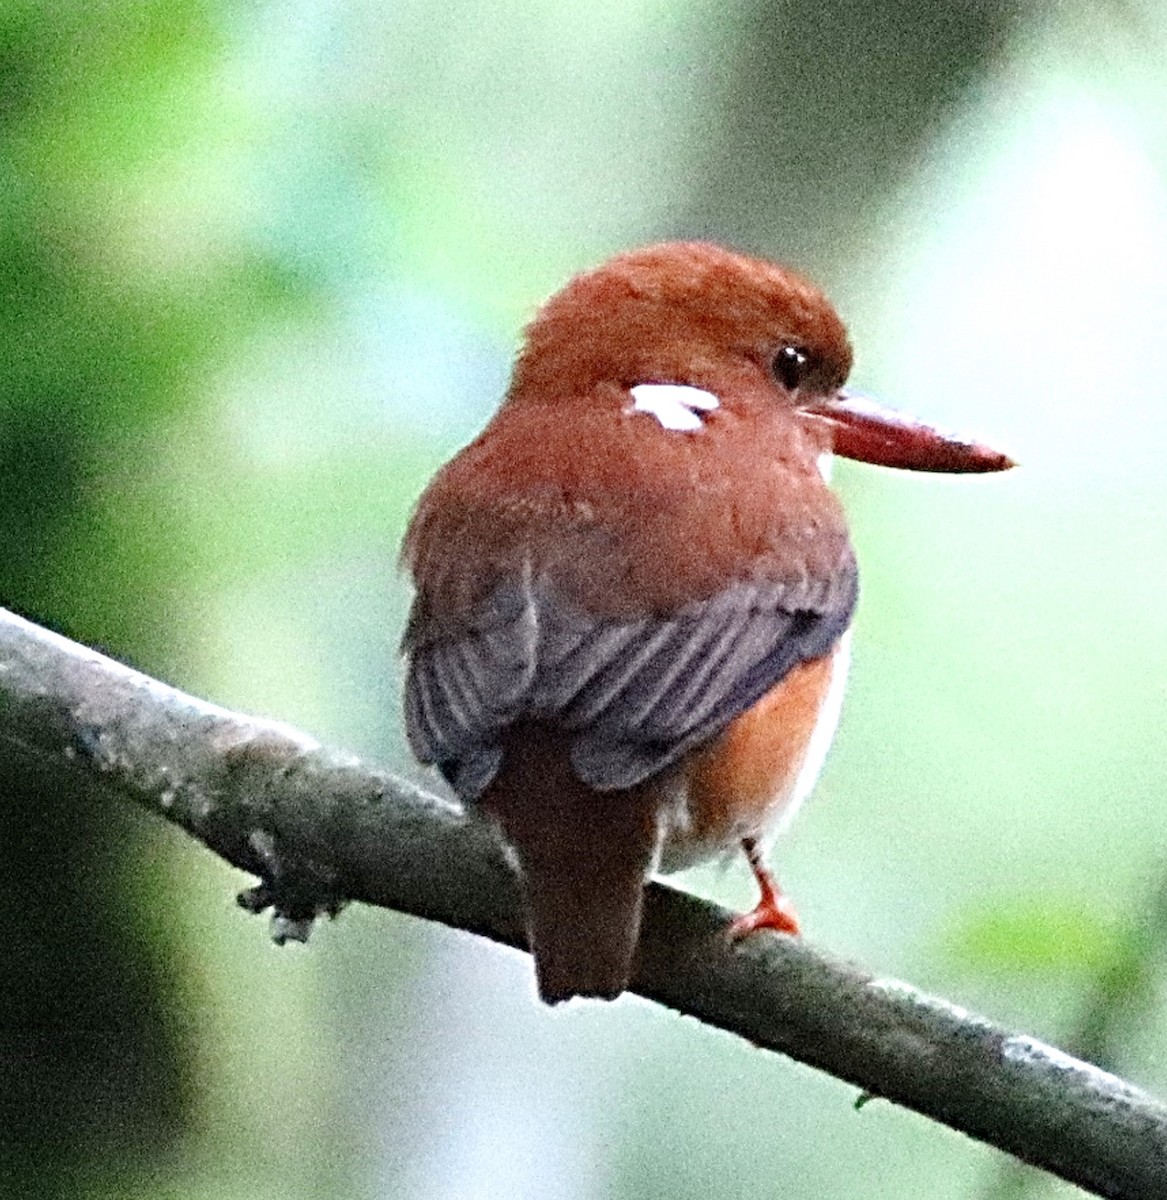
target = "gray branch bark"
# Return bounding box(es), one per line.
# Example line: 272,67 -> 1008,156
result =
1,605 -> 1164,1199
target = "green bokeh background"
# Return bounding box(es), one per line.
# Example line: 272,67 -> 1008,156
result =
3,3 -> 1167,1198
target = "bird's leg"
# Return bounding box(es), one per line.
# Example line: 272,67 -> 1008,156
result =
727,836 -> 801,939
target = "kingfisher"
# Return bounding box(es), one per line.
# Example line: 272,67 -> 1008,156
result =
401,242 -> 1012,1003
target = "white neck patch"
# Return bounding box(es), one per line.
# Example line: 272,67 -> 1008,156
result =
630,383 -> 719,432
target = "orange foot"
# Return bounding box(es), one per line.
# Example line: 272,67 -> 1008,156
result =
727,836 -> 801,939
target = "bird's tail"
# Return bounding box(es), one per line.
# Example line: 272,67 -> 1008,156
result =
482,727 -> 666,1004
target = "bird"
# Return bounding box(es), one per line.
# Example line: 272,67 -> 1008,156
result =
401,241 -> 1012,1004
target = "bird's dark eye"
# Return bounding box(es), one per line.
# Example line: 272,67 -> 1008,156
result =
773,345 -> 811,391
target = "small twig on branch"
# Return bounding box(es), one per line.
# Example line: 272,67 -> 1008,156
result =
1,605 -> 1165,1199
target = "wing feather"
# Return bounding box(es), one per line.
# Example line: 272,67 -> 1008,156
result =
403,560 -> 857,798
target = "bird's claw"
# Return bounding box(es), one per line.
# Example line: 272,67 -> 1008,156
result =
727,891 -> 801,940
730,835 -> 801,940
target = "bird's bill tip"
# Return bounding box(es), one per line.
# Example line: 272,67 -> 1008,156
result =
803,391 -> 1016,474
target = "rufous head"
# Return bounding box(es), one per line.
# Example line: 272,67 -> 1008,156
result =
508,241 -> 1013,474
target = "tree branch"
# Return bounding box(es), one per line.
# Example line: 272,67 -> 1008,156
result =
1,605 -> 1164,1199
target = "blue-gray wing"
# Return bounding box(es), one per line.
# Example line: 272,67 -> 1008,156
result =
402,560 -> 857,800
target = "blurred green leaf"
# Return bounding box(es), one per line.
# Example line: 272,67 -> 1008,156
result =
942,896 -> 1117,976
